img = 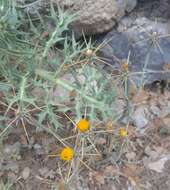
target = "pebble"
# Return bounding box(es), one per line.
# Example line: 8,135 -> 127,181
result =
22,167 -> 31,180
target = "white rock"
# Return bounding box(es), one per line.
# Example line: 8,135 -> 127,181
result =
147,155 -> 170,173
22,167 -> 31,180
132,106 -> 149,128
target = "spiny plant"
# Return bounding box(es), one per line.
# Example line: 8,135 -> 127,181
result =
0,0 -> 121,139
0,180 -> 13,190
0,1 -> 132,188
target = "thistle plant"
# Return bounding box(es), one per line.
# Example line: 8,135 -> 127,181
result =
0,0 -> 120,138
0,181 -> 13,190
0,1 -> 124,187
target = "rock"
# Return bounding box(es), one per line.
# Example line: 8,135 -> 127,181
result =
125,0 -> 137,13
4,146 -> 12,154
3,142 -> 21,160
18,0 -> 137,36
135,0 -> 170,20
33,144 -> 44,155
144,146 -> 165,160
126,152 -> 136,161
132,106 -> 149,128
44,170 -> 55,179
149,104 -> 161,117
159,96 -> 170,118
22,167 -> 31,180
56,0 -> 137,35
99,17 -> 170,85
38,167 -> 49,177
38,167 -> 55,179
52,73 -> 75,103
146,154 -> 170,173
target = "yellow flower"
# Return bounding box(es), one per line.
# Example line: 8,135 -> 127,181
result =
60,147 -> 74,161
119,128 -> 128,137
77,119 -> 90,132
122,62 -> 129,72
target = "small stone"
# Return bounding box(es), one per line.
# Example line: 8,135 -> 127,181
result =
45,170 -> 55,179
132,106 -> 149,128
52,74 -> 75,103
34,144 -> 44,155
22,167 -> 30,180
126,152 -> 136,161
147,156 -> 170,173
34,144 -> 42,150
150,105 -> 161,116
4,145 -> 12,154
38,167 -> 49,177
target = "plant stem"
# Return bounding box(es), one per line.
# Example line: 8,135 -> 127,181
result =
36,69 -> 103,107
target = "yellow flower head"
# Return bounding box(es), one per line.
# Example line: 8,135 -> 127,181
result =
60,147 -> 74,161
122,62 -> 129,72
77,119 -> 90,132
119,128 -> 128,137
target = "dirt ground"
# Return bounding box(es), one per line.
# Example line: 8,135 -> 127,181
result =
0,87 -> 170,190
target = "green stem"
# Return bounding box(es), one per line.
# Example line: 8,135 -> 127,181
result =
42,29 -> 59,58
36,69 -> 103,107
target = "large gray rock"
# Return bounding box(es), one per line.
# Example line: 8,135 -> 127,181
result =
56,0 -> 122,35
134,0 -> 170,20
53,0 -> 137,35
99,17 -> 170,85
17,0 -> 137,35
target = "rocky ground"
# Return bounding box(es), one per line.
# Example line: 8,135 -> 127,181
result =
0,88 -> 170,190
98,0 -> 170,86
